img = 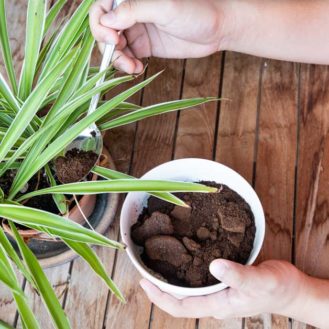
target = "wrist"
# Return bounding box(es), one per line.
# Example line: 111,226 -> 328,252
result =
214,0 -> 259,52
283,274 -> 329,328
275,269 -> 309,318
214,0 -> 234,51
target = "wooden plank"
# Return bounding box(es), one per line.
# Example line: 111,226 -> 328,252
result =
150,54 -> 221,329
0,284 -> 18,326
174,55 -> 221,160
293,64 -> 329,329
15,264 -> 70,329
253,59 -> 298,329
245,314 -> 272,329
104,58 -> 185,329
63,233 -> 119,329
215,53 -> 260,180
295,64 -> 329,277
212,52 -> 261,329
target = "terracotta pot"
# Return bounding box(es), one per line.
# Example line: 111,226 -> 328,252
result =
2,146 -> 119,268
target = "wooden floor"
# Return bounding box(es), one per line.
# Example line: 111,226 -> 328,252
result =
1,1 -> 329,329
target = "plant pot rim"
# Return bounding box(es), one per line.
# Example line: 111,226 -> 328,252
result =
120,158 -> 266,298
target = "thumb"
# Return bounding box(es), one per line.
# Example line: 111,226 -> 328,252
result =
210,259 -> 258,292
100,0 -> 172,30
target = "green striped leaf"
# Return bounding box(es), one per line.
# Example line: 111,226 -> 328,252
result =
18,0 -> 46,100
44,0 -> 67,36
7,75 -> 134,195
0,50 -> 75,164
99,98 -> 217,131
9,73 -> 160,198
0,241 -> 40,329
0,0 -> 17,93
0,320 -> 15,329
92,166 -> 188,207
44,29 -> 94,123
44,164 -> 68,215
40,0 -> 93,79
9,222 -> 71,329
0,228 -> 35,286
0,73 -> 20,113
17,179 -> 217,201
0,259 -> 22,295
0,204 -> 124,249
63,240 -> 125,303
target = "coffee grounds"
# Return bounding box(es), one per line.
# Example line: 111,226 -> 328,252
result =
55,148 -> 98,184
131,182 -> 256,288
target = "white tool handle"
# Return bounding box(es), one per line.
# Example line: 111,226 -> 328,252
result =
88,0 -> 123,115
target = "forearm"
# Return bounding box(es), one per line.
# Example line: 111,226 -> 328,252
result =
220,0 -> 329,64
280,273 -> 329,328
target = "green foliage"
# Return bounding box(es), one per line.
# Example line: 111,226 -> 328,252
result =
0,1 -> 219,328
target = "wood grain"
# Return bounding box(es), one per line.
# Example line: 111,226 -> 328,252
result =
215,52 -> 260,180
215,52 -> 261,329
0,284 -> 18,326
293,64 -> 329,329
254,59 -> 298,328
245,314 -> 272,329
295,64 -> 329,277
16,264 -> 70,329
174,55 -> 221,160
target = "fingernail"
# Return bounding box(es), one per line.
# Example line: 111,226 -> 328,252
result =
209,260 -> 229,278
102,12 -> 116,26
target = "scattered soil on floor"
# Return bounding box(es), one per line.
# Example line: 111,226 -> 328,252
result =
55,148 -> 98,184
131,182 -> 256,288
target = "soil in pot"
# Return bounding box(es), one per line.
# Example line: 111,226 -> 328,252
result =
0,170 -> 58,213
54,148 -> 98,184
0,170 -> 59,230
131,182 -> 256,288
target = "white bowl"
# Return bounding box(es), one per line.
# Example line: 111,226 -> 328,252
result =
120,158 -> 265,298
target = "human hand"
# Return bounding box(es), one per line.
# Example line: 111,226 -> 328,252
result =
140,259 -> 306,319
89,0 -> 231,73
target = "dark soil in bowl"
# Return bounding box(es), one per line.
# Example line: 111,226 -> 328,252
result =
131,182 -> 256,288
54,148 -> 98,184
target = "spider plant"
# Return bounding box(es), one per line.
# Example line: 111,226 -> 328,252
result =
0,1 -> 217,328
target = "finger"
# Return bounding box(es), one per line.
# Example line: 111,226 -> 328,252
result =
100,0 -> 173,30
140,280 -> 216,318
122,47 -> 144,73
210,259 -> 260,292
112,50 -> 143,74
125,24 -> 152,58
116,34 -> 127,50
89,0 -> 120,44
